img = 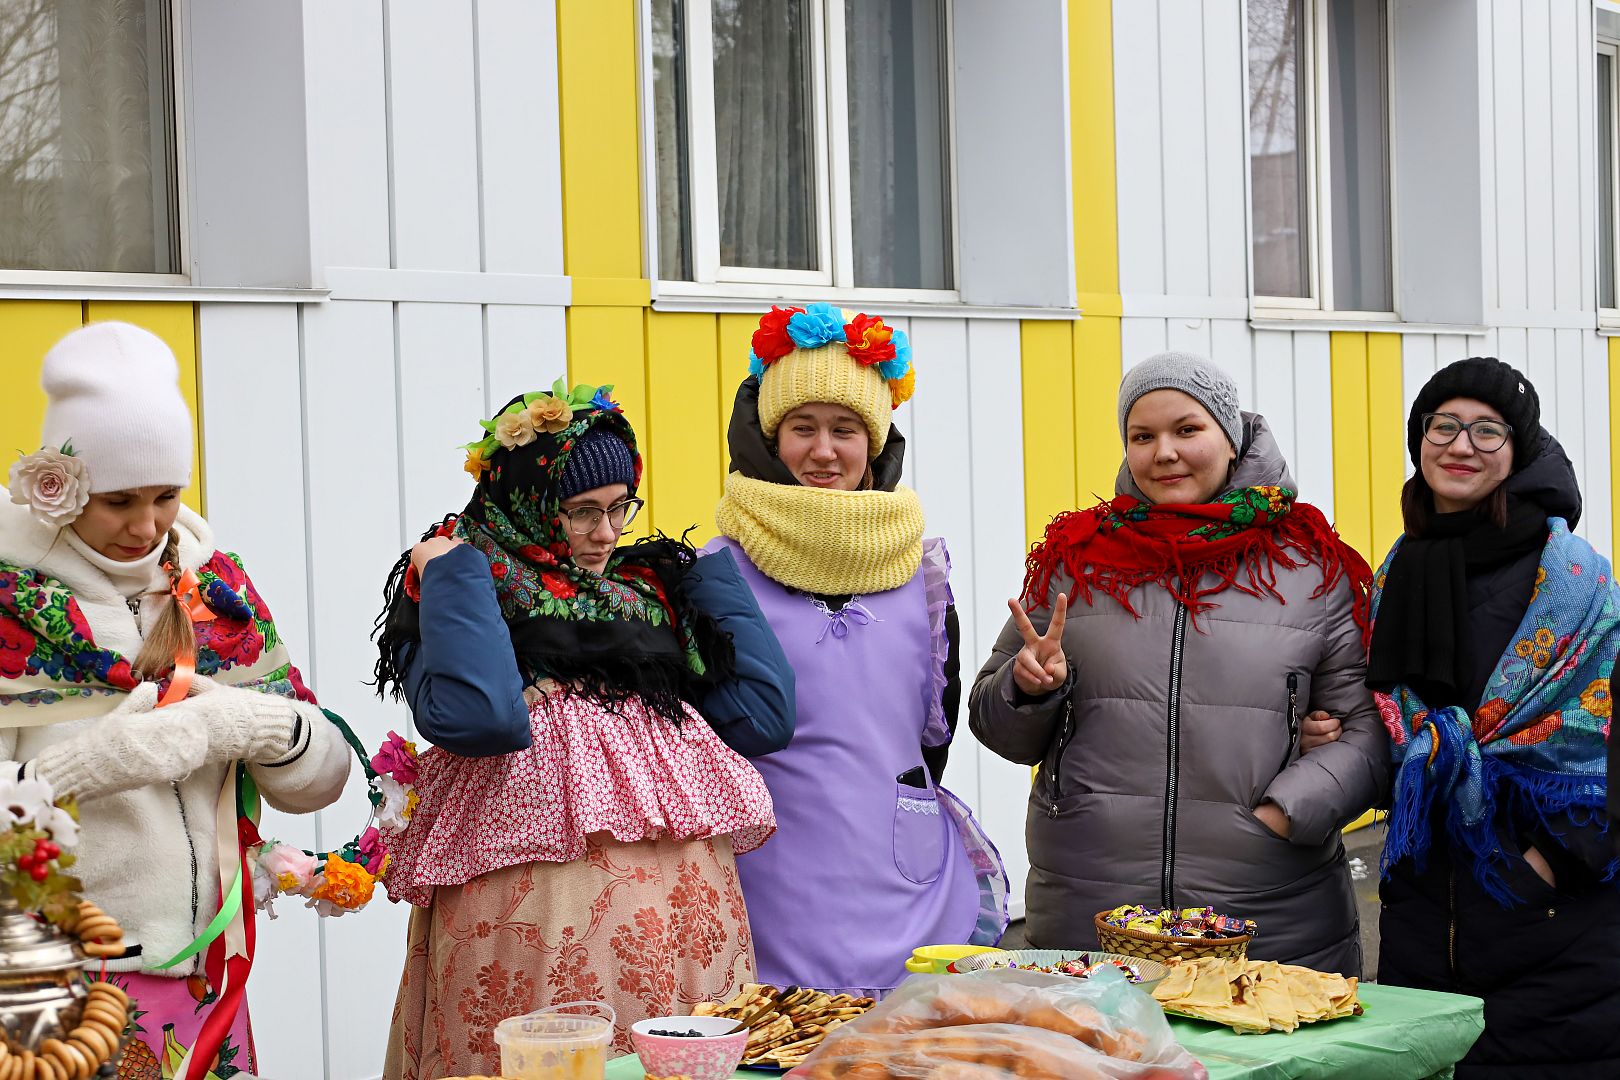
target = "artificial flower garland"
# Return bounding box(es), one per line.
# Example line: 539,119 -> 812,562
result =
462,378 -> 621,479
748,302 -> 916,408
247,724 -> 419,917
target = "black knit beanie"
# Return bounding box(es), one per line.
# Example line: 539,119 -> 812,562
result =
1406,357 -> 1541,468
558,426 -> 637,499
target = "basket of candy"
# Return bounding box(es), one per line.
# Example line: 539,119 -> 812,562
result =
1094,905 -> 1255,964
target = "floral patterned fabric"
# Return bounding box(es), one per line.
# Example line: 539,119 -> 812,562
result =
380,685 -> 775,907
382,834 -> 755,1078
1373,517 -> 1619,904
0,550 -> 314,714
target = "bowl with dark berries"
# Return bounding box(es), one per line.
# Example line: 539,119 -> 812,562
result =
630,1014 -> 750,1079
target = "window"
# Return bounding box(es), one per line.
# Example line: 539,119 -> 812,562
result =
1247,0 -> 1392,314
0,0 -> 180,276
651,0 -> 953,293
1598,14 -> 1620,317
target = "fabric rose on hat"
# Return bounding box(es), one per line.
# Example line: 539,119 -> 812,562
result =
527,395 -> 574,434
7,447 -> 89,528
495,411 -> 537,449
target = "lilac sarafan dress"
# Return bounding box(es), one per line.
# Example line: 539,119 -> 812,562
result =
707,536 -> 1007,997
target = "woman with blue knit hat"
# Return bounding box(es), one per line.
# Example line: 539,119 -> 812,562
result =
1368,357 -> 1620,1076
375,385 -> 784,1076
707,304 -> 1009,1000
970,351 -> 1388,974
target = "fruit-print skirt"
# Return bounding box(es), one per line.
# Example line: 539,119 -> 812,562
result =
105,970 -> 256,1079
382,833 -> 756,1080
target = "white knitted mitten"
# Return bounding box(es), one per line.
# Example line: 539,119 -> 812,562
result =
175,678 -> 307,765
28,684 -> 210,802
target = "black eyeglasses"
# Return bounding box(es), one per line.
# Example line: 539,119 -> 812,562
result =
1421,413 -> 1512,453
560,497 -> 644,535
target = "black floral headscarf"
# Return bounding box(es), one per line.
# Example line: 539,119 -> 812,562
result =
374,386 -> 732,719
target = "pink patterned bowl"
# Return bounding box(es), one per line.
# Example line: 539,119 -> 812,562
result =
630,1015 -> 750,1080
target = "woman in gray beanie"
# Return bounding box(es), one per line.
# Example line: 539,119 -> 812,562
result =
969,351 -> 1389,974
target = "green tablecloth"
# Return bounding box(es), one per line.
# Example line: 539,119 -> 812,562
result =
603,982 -> 1484,1080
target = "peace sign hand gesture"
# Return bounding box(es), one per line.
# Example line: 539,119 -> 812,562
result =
1007,592 -> 1070,696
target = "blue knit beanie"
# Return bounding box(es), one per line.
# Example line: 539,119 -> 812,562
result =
559,426 -> 637,499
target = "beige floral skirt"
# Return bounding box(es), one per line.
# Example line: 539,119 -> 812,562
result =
383,833 -> 755,1079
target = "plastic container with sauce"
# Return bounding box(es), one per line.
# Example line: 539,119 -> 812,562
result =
494,1000 -> 616,1080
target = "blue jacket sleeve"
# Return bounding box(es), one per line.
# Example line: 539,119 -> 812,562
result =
399,543 -> 531,757
682,547 -> 796,757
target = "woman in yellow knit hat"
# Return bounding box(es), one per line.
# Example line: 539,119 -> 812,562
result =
707,303 -> 1007,997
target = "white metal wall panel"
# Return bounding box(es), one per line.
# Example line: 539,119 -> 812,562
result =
301,300 -> 415,1080
396,304 -> 489,533
1290,332 -> 1335,513
197,305 -> 329,1080
1582,335 -> 1613,559
386,1 -> 483,271
1554,329 -> 1588,515
1165,317 -> 1213,359
1113,0 -> 1166,297
962,319 -> 1032,919
1550,0 -> 1584,313
303,0 -> 392,270
1521,1 -> 1557,315
474,0 -> 566,275
1252,330 -> 1296,469
485,305 -> 569,414
1159,1 -> 1211,300
1576,6 -> 1600,315
1491,0 -> 1528,314
1210,319 -> 1254,410
1121,317 -> 1169,366
1203,3 -> 1249,303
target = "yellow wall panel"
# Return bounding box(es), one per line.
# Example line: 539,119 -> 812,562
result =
567,306 -> 651,534
0,301 -> 84,459
555,0 -> 644,280
645,311 -> 722,540
1073,315 -> 1123,503
1069,0 -> 1119,306
716,314 -> 756,477
1022,320 -> 1079,546
1329,331 -> 1372,560
1366,333 -> 1406,562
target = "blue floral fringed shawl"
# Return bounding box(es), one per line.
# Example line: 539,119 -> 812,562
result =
1372,518 -> 1617,904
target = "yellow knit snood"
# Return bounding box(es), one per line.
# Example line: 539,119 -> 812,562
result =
714,472 -> 926,595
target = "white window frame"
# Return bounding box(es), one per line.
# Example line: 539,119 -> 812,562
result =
644,0 -> 961,305
1245,0 -> 1398,322
1597,37 -> 1620,328
0,0 -> 190,288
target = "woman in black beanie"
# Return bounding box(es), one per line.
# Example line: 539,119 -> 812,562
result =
1367,357 -> 1620,1077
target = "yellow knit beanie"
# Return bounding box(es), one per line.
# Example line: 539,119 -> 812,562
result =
749,303 -> 916,458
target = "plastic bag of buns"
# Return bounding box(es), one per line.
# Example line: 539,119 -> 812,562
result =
785,969 -> 1207,1080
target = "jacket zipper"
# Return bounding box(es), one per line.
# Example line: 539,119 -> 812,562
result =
1447,866 -> 1458,984
172,782 -> 200,938
1279,672 -> 1300,775
1161,602 -> 1188,908
1046,697 -> 1074,818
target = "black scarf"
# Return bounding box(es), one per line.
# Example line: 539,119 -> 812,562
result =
373,398 -> 734,720
1366,497 -> 1550,705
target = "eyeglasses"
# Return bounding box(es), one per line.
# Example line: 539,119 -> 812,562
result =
560,497 -> 644,535
1421,413 -> 1512,453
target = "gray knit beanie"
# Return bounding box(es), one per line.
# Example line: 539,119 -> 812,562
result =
1117,352 -> 1244,450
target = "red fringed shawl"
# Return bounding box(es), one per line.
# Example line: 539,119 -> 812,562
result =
1021,486 -> 1372,643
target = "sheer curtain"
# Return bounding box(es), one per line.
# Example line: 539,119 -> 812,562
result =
712,0 -> 817,271
0,0 -> 177,274
844,0 -> 950,290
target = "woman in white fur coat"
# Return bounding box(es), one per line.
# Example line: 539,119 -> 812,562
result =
0,322 -> 350,1076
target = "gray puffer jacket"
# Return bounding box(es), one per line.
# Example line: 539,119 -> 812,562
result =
969,415 -> 1389,975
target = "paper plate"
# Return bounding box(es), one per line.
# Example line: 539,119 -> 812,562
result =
949,949 -> 1169,990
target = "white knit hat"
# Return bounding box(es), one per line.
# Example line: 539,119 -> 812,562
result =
39,322 -> 193,493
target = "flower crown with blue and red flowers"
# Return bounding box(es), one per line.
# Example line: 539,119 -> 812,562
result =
748,302 -> 916,408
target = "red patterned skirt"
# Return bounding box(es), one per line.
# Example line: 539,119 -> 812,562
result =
382,833 -> 755,1079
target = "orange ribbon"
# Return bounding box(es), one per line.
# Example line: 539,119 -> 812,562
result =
1422,720 -> 1441,768
157,567 -> 217,708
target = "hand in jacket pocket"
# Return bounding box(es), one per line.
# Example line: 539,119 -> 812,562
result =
1253,800 -> 1293,839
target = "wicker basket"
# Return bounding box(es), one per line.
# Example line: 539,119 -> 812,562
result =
1092,910 -> 1250,965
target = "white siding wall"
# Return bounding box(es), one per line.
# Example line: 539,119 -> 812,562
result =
1112,0 -> 1615,560
197,3 -> 567,1076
